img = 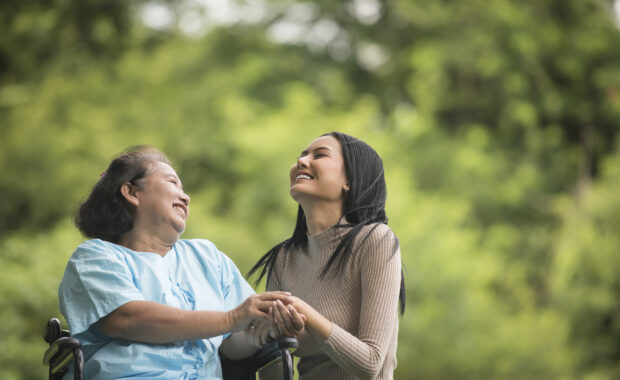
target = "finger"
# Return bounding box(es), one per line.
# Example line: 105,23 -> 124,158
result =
259,323 -> 270,346
245,322 -> 260,347
249,296 -> 281,316
288,305 -> 305,330
268,306 -> 279,338
259,291 -> 291,299
259,291 -> 294,303
257,298 -> 284,313
251,329 -> 261,347
277,300 -> 296,334
272,303 -> 286,336
253,323 -> 267,347
272,301 -> 285,335
253,297 -> 288,314
273,300 -> 293,336
284,305 -> 304,336
245,322 -> 255,335
248,308 -> 269,324
253,319 -> 269,345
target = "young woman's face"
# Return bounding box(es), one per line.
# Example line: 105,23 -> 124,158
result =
289,135 -> 348,205
133,161 -> 190,237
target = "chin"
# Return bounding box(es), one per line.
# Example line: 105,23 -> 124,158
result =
289,188 -> 305,203
173,223 -> 186,235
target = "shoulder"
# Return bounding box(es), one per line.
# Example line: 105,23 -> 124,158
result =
71,239 -> 122,261
175,238 -> 233,267
361,222 -> 395,237
175,238 -> 218,253
352,223 -> 400,265
62,240 -> 131,284
76,238 -> 112,251
355,223 -> 398,249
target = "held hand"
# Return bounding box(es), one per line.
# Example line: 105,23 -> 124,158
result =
228,291 -> 292,332
270,300 -> 306,338
245,318 -> 271,347
278,295 -> 332,342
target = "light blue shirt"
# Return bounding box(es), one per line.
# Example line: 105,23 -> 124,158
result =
59,238 -> 255,380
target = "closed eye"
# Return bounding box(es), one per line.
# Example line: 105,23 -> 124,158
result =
168,178 -> 182,188
298,146 -> 331,159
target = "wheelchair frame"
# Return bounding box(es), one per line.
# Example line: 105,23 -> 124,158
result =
43,317 -> 297,380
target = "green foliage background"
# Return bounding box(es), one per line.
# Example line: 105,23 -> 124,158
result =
1,0 -> 620,378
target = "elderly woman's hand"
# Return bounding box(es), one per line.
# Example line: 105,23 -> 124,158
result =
228,291 -> 292,332
245,318 -> 271,347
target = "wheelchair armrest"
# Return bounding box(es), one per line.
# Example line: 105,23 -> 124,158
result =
44,318 -> 70,344
250,336 -> 298,369
43,318 -> 84,380
43,337 -> 82,371
251,336 -> 298,380
221,336 -> 299,380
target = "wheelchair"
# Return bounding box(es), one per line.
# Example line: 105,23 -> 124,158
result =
43,317 -> 297,380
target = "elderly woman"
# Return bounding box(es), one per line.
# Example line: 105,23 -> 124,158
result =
59,146 -> 293,379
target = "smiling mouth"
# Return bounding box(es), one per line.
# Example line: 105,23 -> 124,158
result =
173,205 -> 186,217
295,174 -> 313,181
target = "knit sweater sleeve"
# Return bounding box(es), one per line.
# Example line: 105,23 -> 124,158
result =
319,224 -> 401,380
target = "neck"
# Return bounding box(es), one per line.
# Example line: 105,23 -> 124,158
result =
117,229 -> 177,257
300,200 -> 344,235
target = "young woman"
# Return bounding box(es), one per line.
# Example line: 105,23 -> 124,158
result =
58,146 -> 293,379
249,132 -> 405,380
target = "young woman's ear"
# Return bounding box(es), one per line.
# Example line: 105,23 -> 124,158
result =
120,182 -> 140,207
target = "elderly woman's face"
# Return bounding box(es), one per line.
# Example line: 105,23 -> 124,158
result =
133,161 -> 191,237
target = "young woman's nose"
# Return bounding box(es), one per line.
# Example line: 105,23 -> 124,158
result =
296,155 -> 309,168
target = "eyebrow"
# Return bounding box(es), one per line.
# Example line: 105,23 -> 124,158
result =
300,146 -> 332,156
167,174 -> 184,188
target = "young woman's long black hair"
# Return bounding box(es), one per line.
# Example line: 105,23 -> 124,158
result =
248,132 -> 406,314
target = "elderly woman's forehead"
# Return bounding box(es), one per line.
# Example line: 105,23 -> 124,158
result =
151,161 -> 178,176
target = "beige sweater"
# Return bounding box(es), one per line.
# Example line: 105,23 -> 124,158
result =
266,223 -> 401,380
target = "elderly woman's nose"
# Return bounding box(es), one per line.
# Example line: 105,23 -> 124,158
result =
180,192 -> 190,206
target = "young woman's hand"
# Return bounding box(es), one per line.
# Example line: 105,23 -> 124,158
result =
228,291 -> 292,331
270,299 -> 306,338
281,295 -> 333,342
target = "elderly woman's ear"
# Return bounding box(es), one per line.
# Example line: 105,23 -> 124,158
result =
121,182 -> 140,207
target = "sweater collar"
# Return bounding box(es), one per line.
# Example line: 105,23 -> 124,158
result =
307,220 -> 350,251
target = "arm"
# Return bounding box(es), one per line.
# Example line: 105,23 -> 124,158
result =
320,226 -> 401,379
292,226 -> 401,380
219,331 -> 258,360
97,292 -> 293,344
